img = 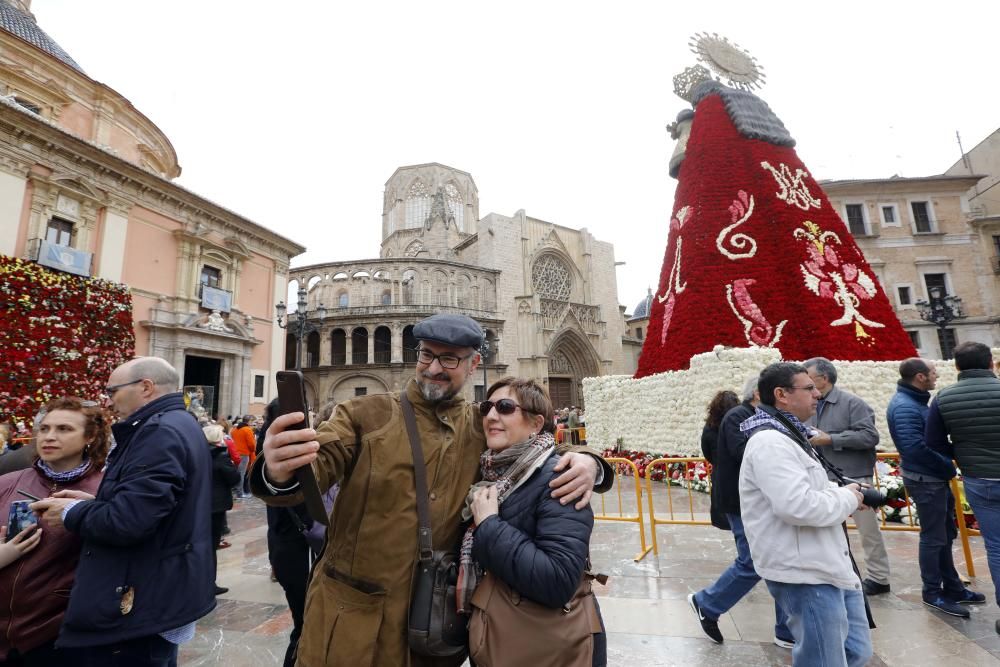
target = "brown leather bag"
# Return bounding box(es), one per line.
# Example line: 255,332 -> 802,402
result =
468,570 -> 603,667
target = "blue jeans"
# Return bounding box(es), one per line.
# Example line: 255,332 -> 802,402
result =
765,581 -> 872,667
961,477 -> 1000,606
71,634 -> 178,667
694,514 -> 791,641
903,478 -> 965,599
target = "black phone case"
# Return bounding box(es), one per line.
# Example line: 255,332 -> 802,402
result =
275,370 -> 330,527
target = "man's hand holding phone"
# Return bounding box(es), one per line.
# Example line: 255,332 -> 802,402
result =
263,412 -> 320,485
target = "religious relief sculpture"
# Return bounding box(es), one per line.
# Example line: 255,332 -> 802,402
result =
198,309 -> 232,333
548,351 -> 572,375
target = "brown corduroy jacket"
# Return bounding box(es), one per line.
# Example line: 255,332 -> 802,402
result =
252,379 -> 611,667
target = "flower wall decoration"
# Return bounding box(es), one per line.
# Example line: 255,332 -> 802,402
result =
586,345 -> 968,458
0,254 -> 135,430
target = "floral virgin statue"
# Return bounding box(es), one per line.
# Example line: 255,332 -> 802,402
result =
635,34 -> 916,378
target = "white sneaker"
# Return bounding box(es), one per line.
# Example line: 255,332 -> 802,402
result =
773,636 -> 795,649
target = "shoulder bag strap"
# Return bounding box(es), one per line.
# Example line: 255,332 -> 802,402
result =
401,393 -> 434,561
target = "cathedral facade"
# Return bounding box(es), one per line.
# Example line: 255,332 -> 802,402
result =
289,163 -> 629,409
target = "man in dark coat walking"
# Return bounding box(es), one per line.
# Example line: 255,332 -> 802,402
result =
31,357 -> 215,666
689,374 -> 792,648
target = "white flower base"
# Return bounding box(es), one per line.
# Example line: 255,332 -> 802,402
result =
583,345 -> 977,456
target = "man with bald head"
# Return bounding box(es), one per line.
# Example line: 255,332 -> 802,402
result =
31,357 -> 215,666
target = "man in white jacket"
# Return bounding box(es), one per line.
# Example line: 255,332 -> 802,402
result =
739,362 -> 872,667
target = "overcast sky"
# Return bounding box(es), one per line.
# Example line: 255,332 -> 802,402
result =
30,0 -> 1000,312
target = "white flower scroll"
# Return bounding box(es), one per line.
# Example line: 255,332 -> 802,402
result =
716,190 -> 757,260
656,206 -> 691,344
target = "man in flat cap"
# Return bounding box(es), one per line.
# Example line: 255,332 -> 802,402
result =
252,313 -> 611,666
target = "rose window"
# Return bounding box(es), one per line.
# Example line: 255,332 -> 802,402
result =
532,255 -> 571,301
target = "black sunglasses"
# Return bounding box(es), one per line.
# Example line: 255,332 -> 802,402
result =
479,399 -> 535,417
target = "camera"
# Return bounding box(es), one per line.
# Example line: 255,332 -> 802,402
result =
842,477 -> 888,509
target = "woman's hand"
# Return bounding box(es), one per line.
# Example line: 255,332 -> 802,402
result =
471,486 -> 499,524
0,524 -> 41,565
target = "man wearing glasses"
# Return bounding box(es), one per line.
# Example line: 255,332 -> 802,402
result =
803,357 -> 889,597
252,313 -> 611,666
739,362 -> 871,667
30,357 -> 215,666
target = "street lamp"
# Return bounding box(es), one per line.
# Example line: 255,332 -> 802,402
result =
276,287 -> 327,371
915,285 -> 965,359
480,335 -> 498,401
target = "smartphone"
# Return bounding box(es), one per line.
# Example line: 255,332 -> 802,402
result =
6,500 -> 37,542
275,370 -> 329,527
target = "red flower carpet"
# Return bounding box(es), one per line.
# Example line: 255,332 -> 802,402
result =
0,254 -> 135,429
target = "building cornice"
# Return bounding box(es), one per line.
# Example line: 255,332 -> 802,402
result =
0,101 -> 305,260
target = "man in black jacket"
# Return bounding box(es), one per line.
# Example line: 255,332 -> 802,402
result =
689,374 -> 792,648
32,357 -> 215,666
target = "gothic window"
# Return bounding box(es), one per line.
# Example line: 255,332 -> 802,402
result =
445,182 -> 464,230
405,240 -> 425,257
532,254 -> 572,301
405,180 -> 430,228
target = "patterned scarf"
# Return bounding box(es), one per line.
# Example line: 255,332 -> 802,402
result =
34,457 -> 92,484
739,407 -> 814,440
456,431 -> 555,614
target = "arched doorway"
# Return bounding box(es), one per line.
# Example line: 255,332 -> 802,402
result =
546,329 -> 601,409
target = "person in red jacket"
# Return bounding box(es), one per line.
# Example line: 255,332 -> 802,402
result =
230,416 -> 257,498
0,396 -> 109,665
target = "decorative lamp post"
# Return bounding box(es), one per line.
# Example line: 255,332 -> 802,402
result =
276,287 -> 327,371
915,285 -> 965,359
480,335 -> 498,401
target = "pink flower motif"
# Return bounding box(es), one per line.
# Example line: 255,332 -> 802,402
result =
660,292 -> 676,345
726,279 -> 787,347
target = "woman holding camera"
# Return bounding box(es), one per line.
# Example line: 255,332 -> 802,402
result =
0,397 -> 109,666
460,377 -> 606,667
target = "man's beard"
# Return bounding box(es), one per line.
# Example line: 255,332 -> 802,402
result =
416,371 -> 460,402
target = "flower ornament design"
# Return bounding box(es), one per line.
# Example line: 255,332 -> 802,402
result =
656,206 -> 692,344
761,161 -> 821,210
794,221 -> 884,341
717,190 -> 757,260
725,278 -> 787,346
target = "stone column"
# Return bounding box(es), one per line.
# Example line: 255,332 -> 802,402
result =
319,327 -> 332,366
368,331 -> 375,365
391,321 -> 403,363
345,334 -> 353,365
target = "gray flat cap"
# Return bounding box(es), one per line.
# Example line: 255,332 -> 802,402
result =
413,314 -> 484,349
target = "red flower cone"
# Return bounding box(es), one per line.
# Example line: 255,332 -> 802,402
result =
636,88 -> 916,377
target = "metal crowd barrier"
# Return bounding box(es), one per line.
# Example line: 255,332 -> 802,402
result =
643,458 -> 712,556
619,453 -> 980,578
595,457 -> 654,562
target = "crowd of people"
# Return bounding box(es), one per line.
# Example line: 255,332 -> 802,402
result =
0,313 -> 613,666
5,311 -> 1000,666
692,343 -> 1000,667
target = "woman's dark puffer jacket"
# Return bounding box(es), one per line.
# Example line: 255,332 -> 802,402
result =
471,452 -> 594,608
210,445 -> 240,513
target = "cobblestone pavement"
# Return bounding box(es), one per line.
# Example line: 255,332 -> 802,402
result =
182,484 -> 1000,666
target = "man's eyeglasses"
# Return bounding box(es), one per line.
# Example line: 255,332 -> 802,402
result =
479,399 -> 534,417
784,384 -> 817,393
414,348 -> 473,370
104,378 -> 144,396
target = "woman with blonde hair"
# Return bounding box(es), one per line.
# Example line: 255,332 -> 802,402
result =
0,397 -> 109,665
461,377 -> 606,666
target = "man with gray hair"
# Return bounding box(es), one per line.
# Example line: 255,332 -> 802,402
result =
804,356 -> 889,596
689,373 -> 793,648
31,356 -> 215,666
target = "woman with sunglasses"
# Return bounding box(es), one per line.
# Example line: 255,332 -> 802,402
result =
459,377 -> 606,667
0,397 -> 110,666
